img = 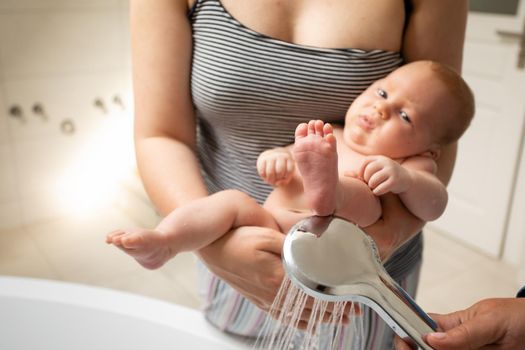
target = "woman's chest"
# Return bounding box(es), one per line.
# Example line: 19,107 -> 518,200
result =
216,0 -> 406,51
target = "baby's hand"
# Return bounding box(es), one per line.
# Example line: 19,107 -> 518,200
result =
359,156 -> 411,195
257,148 -> 295,186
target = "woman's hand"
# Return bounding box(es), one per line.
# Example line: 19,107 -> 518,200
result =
197,225 -> 286,309
394,298 -> 525,350
197,225 -> 352,328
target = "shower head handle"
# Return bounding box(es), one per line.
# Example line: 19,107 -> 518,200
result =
282,216 -> 437,350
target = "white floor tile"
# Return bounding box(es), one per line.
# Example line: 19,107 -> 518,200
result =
0,227 -> 59,279
417,228 -> 519,315
159,252 -> 199,297
0,204 -> 202,310
100,268 -> 202,309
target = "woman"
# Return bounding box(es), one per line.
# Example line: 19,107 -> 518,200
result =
130,0 -> 467,347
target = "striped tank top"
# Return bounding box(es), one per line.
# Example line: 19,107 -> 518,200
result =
190,0 -> 404,204
189,0 -> 423,346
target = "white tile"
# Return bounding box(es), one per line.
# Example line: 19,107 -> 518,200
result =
418,229 -> 487,289
0,227 -> 59,279
115,174 -> 160,228
0,11 -> 126,79
0,201 -> 22,230
159,252 -> 199,298
18,194 -> 72,225
14,206 -> 202,308
0,1 -> 119,11
0,94 -> 10,146
23,207 -> 145,281
117,3 -> 132,72
13,135 -> 79,198
417,229 -> 519,315
418,267 -> 518,315
102,269 -> 202,309
0,145 -> 18,202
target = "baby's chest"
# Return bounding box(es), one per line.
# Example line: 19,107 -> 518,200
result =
337,149 -> 368,175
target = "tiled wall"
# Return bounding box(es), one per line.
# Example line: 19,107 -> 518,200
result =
0,1 -> 133,229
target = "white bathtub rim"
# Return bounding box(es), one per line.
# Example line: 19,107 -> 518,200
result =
0,275 -> 251,348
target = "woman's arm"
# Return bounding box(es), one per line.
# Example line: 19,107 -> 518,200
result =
131,0 -> 290,313
404,0 -> 467,187
131,0 -> 208,213
197,226 -> 286,310
364,0 -> 468,260
403,0 -> 467,72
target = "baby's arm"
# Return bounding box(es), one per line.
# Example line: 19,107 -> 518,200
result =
359,155 -> 447,221
257,146 -> 295,186
398,157 -> 447,221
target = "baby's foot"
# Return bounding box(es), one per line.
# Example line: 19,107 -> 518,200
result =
257,148 -> 295,186
293,120 -> 338,216
106,228 -> 174,269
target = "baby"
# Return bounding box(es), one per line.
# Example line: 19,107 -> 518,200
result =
107,60 -> 474,269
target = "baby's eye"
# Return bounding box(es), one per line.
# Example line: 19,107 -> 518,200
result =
376,89 -> 387,99
400,111 -> 411,123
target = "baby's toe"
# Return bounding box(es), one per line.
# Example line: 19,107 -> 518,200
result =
294,123 -> 308,138
121,234 -> 143,249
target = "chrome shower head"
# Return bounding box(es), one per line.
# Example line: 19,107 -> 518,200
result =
282,216 -> 437,350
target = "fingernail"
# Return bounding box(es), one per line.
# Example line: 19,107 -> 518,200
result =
429,332 -> 446,339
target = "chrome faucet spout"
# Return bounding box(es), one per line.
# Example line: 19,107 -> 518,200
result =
282,216 -> 436,350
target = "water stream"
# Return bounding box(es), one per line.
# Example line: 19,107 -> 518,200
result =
254,278 -> 364,350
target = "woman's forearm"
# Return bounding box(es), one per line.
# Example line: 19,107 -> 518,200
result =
135,136 -> 208,216
434,143 -> 457,186
364,193 -> 424,261
130,0 -> 202,216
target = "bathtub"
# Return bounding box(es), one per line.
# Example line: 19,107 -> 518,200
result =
0,276 -> 251,350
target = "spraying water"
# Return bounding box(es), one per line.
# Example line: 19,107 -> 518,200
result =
254,277 -> 364,350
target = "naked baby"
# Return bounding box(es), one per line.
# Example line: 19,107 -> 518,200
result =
106,60 -> 474,270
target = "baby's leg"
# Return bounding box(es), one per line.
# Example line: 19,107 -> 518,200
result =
293,120 -> 338,216
156,190 -> 280,253
106,190 -> 279,269
106,228 -> 173,270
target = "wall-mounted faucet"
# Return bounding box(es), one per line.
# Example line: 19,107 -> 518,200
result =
93,98 -> 108,114
32,102 -> 48,121
8,105 -> 25,123
60,119 -> 75,135
112,95 -> 126,111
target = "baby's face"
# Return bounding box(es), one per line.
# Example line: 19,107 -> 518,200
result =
343,63 -> 455,159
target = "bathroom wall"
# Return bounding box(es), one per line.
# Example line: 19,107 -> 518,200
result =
1,2 -> 523,281
0,0 -> 135,229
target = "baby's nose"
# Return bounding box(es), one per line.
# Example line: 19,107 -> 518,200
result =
374,103 -> 390,120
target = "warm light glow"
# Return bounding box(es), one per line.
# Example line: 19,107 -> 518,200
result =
54,113 -> 135,216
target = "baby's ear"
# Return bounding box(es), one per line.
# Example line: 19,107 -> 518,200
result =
421,146 -> 441,160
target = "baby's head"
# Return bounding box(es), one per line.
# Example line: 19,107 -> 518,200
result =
344,60 -> 475,159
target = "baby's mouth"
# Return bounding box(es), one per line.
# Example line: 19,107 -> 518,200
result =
356,115 -> 374,131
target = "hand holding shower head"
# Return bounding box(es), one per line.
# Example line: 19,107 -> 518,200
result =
282,216 -> 437,350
